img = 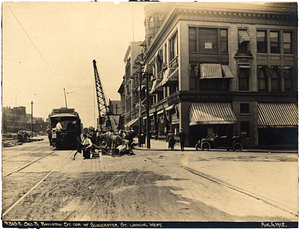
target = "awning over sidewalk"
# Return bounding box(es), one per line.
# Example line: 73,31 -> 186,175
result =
258,103 -> 298,128
189,102 -> 237,126
125,117 -> 139,127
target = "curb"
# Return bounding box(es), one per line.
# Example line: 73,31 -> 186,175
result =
181,165 -> 298,217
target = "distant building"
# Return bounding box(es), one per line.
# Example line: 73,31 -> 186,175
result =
2,106 -> 48,134
121,2 -> 298,148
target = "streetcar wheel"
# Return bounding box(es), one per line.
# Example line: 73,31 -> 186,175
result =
233,143 -> 242,151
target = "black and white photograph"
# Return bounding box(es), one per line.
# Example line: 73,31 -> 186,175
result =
2,1 -> 298,228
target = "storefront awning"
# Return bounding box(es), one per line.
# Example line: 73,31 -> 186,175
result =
189,102 -> 237,125
258,103 -> 298,128
238,30 -> 251,44
125,117 -> 139,127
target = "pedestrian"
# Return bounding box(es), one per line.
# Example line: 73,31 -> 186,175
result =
73,133 -> 83,160
82,133 -> 93,159
46,125 -> 52,146
179,128 -> 186,151
166,131 -> 175,150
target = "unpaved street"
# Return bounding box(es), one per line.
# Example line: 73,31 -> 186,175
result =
2,137 -> 298,222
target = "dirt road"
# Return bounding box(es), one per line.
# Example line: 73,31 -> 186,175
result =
2,138 -> 297,222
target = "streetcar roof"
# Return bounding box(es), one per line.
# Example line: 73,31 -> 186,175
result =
49,113 -> 78,118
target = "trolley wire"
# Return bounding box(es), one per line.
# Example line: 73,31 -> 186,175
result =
5,3 -> 64,89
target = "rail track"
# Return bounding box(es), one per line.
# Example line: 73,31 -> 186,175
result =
2,151 -> 74,217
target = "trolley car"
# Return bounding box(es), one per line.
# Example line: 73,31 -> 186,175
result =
49,108 -> 81,150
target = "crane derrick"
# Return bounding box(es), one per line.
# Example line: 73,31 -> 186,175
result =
93,59 -> 112,132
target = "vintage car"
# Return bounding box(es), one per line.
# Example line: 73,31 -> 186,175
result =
195,133 -> 243,151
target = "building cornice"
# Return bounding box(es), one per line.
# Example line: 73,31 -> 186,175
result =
145,3 -> 297,59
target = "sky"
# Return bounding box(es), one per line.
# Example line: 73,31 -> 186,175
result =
3,1 -> 148,127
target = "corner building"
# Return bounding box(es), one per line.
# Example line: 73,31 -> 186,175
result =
134,2 -> 298,148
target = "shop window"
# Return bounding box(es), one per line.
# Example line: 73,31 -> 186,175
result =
257,66 -> 267,91
270,66 -> 280,92
169,32 -> 178,60
240,121 -> 250,138
283,66 -> 295,92
240,103 -> 250,114
283,32 -> 293,54
238,68 -> 249,90
257,30 -> 267,53
189,27 -> 197,53
270,31 -> 280,53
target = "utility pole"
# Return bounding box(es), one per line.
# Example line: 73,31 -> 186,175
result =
63,88 -> 68,108
146,65 -> 150,149
31,101 -> 33,138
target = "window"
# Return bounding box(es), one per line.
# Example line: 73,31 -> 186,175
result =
199,28 -> 218,53
240,121 -> 250,138
270,31 -> 280,53
271,66 -> 280,92
188,27 -> 228,54
169,32 -> 178,60
257,66 -> 267,91
240,103 -> 250,114
220,29 -> 228,53
283,66 -> 295,91
238,68 -> 249,90
149,16 -> 154,28
283,32 -> 292,54
189,64 -> 197,90
257,30 -> 267,53
189,27 -> 197,53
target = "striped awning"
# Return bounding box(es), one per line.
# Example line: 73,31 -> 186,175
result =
125,117 -> 139,127
200,64 -> 222,79
222,65 -> 234,78
160,68 -> 179,86
189,103 -> 237,126
258,103 -> 298,128
239,30 -> 251,44
149,79 -> 162,94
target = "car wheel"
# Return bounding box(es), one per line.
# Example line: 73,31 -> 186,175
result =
201,142 -> 210,151
233,143 -> 242,151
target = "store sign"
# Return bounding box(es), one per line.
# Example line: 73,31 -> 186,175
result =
205,42 -> 212,49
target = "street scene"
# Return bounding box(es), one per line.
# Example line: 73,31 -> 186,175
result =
2,1 -> 298,228
2,137 -> 298,224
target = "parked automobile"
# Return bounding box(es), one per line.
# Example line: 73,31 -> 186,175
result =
195,133 -> 243,151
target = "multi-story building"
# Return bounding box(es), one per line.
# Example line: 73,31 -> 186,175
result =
119,41 -> 143,129
2,106 -> 48,134
122,2 -> 298,148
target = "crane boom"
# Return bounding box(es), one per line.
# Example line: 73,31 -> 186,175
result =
93,59 -> 112,132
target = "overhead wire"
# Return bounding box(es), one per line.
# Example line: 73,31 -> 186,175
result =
5,3 -> 64,89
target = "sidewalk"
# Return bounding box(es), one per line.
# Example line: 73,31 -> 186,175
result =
134,138 -> 298,217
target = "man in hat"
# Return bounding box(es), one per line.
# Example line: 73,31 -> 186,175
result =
178,128 -> 186,151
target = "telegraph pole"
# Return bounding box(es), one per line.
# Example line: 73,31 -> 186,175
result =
63,88 -> 68,108
31,101 -> 33,138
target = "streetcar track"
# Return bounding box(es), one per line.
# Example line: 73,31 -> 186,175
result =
2,151 -> 74,217
181,165 -> 298,218
3,151 -> 55,178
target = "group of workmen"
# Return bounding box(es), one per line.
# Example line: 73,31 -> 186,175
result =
73,127 -> 136,160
